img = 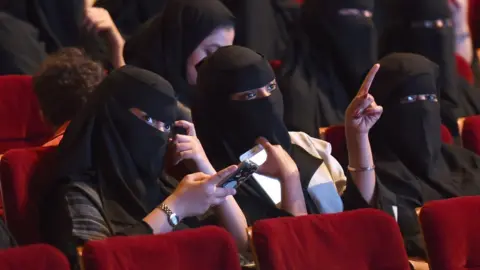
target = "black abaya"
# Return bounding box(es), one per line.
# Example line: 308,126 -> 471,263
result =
369,53 -> 480,258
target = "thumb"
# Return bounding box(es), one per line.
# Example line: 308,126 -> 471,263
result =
206,165 -> 238,186
255,137 -> 273,151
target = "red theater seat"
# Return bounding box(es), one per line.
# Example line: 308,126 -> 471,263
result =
251,209 -> 410,270
0,146 -> 57,245
0,75 -> 53,153
420,196 -> 480,270
0,244 -> 69,270
83,226 -> 241,270
461,115 -> 480,155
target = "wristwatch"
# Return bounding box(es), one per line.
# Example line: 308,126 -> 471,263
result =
158,203 -> 179,227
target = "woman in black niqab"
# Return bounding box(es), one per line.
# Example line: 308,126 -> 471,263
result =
124,0 -> 235,107
278,0 -> 377,137
54,65 -> 178,231
379,0 -> 480,135
369,53 -> 480,258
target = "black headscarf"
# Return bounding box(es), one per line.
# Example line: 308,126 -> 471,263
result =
221,0 -> 299,61
302,0 -> 377,96
94,0 -> 167,37
369,53 -> 480,257
278,0 -> 376,136
193,45 -> 290,169
56,65 -> 178,232
0,12 -> 46,75
379,0 -> 480,135
124,0 -> 235,107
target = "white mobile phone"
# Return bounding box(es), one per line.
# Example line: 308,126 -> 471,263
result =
239,144 -> 267,166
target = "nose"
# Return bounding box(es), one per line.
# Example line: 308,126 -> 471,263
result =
257,89 -> 271,98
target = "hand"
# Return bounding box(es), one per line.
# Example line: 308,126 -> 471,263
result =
255,137 -> 299,180
171,121 -> 214,174
84,7 -> 116,34
345,64 -> 383,135
169,166 -> 238,219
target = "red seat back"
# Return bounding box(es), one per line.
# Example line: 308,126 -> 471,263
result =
462,115 -> 480,155
0,75 -> 53,153
83,226 -> 241,270
0,146 -> 57,244
456,54 -> 475,85
420,196 -> 480,270
0,244 -> 69,270
252,209 -> 410,270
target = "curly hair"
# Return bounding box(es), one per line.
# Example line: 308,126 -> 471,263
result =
33,48 -> 105,127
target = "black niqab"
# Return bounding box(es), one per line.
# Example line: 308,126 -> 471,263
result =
124,0 -> 235,107
193,45 -> 290,169
56,66 -> 178,232
369,53 -> 480,258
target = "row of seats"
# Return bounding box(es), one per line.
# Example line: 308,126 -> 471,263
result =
1,196 -> 480,270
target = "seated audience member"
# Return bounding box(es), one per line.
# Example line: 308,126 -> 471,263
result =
124,0 -> 235,108
369,53 -> 480,259
42,66 -> 304,268
192,45 -> 395,224
276,0 -> 377,136
33,48 -> 105,147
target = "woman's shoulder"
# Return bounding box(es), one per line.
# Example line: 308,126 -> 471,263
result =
288,131 -> 332,156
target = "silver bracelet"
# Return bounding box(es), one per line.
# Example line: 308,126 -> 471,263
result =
347,165 -> 375,172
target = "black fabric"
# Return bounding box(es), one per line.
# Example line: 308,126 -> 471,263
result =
124,0 -> 235,107
0,219 -> 16,249
369,53 -> 480,258
193,45 -> 322,220
0,12 -> 46,75
94,0 -> 167,37
221,0 -> 299,61
277,0 -> 376,136
379,0 -> 480,136
54,66 -> 178,234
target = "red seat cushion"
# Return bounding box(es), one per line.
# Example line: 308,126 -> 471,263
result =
252,209 -> 410,270
0,244 -> 69,270
0,75 -> 53,153
0,146 -> 57,245
441,124 -> 455,145
420,196 -> 480,270
462,115 -> 480,155
83,226 -> 241,270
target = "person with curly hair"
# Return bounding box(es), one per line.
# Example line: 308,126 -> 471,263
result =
33,47 -> 105,146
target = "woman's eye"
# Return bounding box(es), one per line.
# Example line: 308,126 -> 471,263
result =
143,115 -> 154,125
164,124 -> 171,131
267,83 -> 277,92
244,92 -> 257,100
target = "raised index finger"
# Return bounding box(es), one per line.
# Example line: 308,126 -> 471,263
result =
357,64 -> 380,97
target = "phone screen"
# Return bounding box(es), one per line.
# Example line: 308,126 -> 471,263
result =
239,145 -> 267,166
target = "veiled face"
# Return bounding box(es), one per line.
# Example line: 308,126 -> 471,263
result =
186,26 -> 235,85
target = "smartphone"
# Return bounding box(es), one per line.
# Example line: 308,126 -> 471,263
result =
240,144 -> 267,166
218,160 -> 259,189
170,126 -> 188,138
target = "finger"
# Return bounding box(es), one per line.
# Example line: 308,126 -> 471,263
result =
357,64 -> 380,97
351,95 -> 375,116
174,142 -> 192,152
255,137 -> 273,150
173,150 -> 194,165
364,106 -> 383,115
206,165 -> 238,186
209,197 -> 227,206
175,120 -> 196,136
183,172 -> 209,182
213,187 -> 236,198
174,134 -> 193,143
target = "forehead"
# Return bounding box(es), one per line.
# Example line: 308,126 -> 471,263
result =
199,27 -> 234,46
